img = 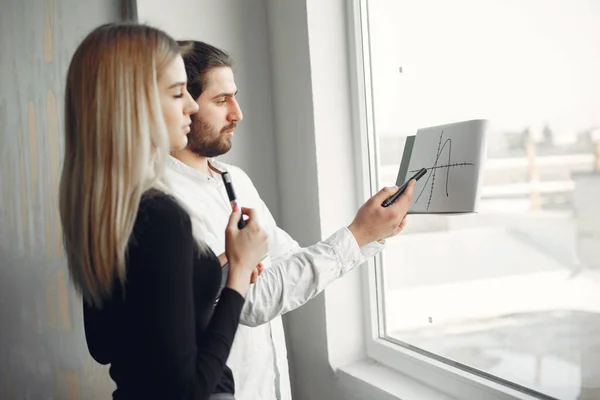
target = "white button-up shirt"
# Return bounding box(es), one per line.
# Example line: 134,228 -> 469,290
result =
166,156 -> 384,400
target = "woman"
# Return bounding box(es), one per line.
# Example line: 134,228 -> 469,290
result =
59,23 -> 267,399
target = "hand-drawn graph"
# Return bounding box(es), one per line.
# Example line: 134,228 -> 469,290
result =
403,119 -> 487,214
410,130 -> 475,210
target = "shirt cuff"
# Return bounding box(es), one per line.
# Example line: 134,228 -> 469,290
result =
360,239 -> 385,259
324,227 -> 386,274
323,228 -> 363,274
335,227 -> 385,260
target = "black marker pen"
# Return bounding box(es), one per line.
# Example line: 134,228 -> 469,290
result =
221,171 -> 270,263
222,171 -> 246,229
381,167 -> 427,207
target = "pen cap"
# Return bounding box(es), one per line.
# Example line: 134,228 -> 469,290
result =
222,172 -> 237,200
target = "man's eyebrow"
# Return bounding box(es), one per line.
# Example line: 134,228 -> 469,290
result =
168,81 -> 186,89
212,90 -> 238,99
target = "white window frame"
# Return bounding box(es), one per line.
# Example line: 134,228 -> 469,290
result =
347,1 -> 558,399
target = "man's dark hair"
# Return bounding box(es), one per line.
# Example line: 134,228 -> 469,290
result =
177,40 -> 233,99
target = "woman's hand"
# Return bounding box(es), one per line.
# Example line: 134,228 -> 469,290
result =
224,204 -> 268,297
218,253 -> 263,284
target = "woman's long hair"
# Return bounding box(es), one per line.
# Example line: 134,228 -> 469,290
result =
59,23 -> 179,308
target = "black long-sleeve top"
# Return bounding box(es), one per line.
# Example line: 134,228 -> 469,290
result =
83,190 -> 243,399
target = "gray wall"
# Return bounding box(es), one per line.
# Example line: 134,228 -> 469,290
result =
264,1 -> 332,399
0,1 -> 120,398
265,1 -> 367,399
137,0 -> 281,222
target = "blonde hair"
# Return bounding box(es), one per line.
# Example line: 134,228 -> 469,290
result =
60,23 -> 179,308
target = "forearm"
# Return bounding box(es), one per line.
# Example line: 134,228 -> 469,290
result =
239,227 -> 383,326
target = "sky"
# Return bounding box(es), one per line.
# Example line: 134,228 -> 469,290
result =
368,0 -> 600,142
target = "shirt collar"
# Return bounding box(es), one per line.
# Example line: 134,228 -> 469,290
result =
166,156 -> 229,185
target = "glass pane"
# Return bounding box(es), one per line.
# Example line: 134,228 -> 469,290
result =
367,1 -> 600,398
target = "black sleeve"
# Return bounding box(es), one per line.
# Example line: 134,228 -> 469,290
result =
127,195 -> 245,398
83,299 -> 114,365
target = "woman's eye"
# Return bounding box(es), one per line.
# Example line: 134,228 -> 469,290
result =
174,93 -> 183,98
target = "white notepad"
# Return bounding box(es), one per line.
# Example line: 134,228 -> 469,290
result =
396,119 -> 489,214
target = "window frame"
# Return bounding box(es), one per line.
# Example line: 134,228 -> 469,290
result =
348,1 -> 559,399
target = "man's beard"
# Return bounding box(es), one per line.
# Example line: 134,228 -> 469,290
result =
186,116 -> 236,158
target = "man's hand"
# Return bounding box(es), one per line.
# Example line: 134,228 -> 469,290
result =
380,215 -> 409,240
250,262 -> 263,284
348,180 -> 415,247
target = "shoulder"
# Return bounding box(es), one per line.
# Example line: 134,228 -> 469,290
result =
139,188 -> 187,215
134,189 -> 192,236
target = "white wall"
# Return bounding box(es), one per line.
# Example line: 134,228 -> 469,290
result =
266,1 -> 383,399
137,0 -> 281,221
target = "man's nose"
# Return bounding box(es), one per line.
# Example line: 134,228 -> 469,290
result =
229,98 -> 243,122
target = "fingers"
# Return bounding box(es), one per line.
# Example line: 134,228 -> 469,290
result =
240,207 -> 256,219
391,222 -> 404,237
250,263 -> 264,284
391,225 -> 403,237
405,179 -> 416,197
240,207 -> 263,229
373,180 -> 415,208
228,206 -> 261,235
384,216 -> 409,240
372,185 -> 399,202
399,216 -> 408,231
226,203 -> 242,232
390,180 -> 416,210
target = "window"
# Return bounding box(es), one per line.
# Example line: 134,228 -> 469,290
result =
357,1 -> 600,399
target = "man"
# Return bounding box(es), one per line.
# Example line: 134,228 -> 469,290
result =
168,40 -> 414,400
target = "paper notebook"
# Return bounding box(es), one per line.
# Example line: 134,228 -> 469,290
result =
395,119 -> 488,214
